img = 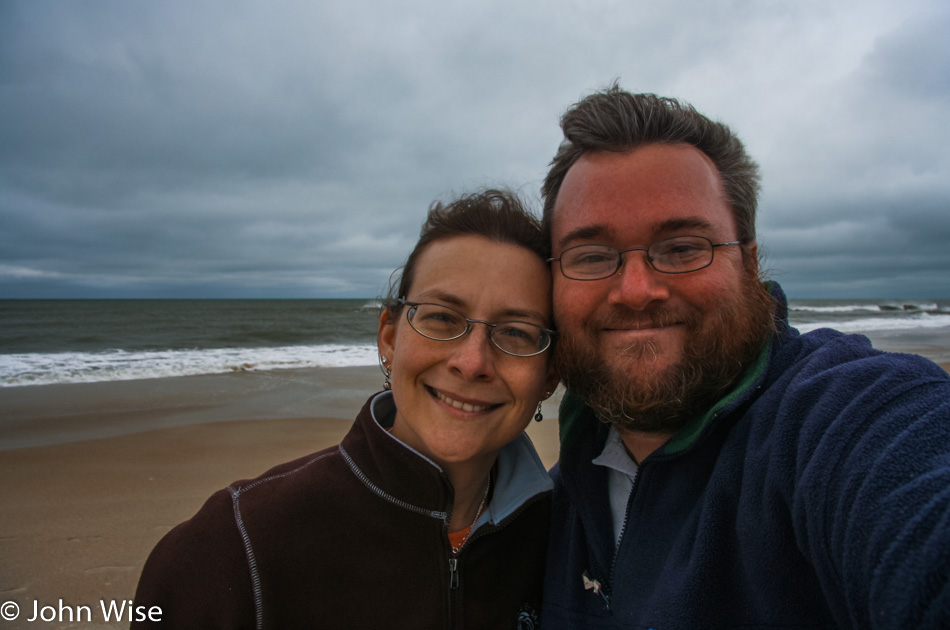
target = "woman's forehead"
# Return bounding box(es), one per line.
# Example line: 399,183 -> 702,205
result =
408,236 -> 552,320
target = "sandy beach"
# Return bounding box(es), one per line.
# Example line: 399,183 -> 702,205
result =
0,355 -> 947,629
0,366 -> 562,629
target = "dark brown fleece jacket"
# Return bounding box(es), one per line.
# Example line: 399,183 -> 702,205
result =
132,392 -> 551,629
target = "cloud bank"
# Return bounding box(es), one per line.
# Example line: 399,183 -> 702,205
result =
2,0 -> 948,298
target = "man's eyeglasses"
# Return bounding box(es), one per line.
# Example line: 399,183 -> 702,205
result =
548,235 -> 741,280
398,299 -> 555,357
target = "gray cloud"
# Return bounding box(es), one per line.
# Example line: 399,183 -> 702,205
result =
739,3 -> 950,297
2,0 -> 948,299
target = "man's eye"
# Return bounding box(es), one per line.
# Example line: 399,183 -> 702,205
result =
656,241 -> 705,258
668,245 -> 702,255
569,250 -> 614,266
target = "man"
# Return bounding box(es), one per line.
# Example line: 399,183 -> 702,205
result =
540,85 -> 950,628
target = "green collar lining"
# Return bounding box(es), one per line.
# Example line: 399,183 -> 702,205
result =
557,338 -> 772,461
661,338 -> 771,455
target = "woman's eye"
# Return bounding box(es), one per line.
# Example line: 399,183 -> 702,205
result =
417,305 -> 466,325
497,325 -> 536,341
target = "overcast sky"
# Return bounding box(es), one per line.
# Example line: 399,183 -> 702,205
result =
2,0 -> 948,299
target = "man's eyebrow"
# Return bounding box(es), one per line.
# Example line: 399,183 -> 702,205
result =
555,216 -> 716,252
653,216 -> 715,234
556,224 -> 610,252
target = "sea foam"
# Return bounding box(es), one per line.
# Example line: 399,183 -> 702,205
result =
794,313 -> 950,334
0,344 -> 379,387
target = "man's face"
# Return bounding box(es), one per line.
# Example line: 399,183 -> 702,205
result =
550,143 -> 773,433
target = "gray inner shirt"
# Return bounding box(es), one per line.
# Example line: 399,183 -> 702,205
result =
591,424 -> 639,548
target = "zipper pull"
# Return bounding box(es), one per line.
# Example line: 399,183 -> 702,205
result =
449,558 -> 459,589
582,571 -> 610,610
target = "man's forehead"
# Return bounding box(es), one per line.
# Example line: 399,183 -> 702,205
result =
549,146 -> 732,247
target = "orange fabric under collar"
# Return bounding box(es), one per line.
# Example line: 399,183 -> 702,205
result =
448,527 -> 472,551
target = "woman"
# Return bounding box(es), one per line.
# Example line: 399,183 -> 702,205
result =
132,189 -> 559,628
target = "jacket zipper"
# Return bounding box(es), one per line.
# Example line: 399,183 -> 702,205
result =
445,490 -> 550,626
449,557 -> 459,588
597,412 -> 724,611
444,490 -> 464,629
599,462 -> 643,611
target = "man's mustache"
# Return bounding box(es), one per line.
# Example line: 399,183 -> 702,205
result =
585,306 -> 699,335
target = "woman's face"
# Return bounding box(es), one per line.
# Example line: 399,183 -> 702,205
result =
378,235 -> 558,472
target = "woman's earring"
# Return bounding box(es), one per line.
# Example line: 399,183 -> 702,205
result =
534,401 -> 543,422
381,356 -> 392,390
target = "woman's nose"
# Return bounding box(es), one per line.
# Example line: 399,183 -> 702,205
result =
446,324 -> 496,380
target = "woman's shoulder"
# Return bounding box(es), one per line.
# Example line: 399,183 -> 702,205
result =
151,442 -> 345,551
227,442 -> 343,498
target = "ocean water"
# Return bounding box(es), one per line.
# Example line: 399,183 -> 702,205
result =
789,299 -> 950,334
0,300 -> 381,387
1,298 -> 949,387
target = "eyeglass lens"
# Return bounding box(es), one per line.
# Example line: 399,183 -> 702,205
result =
407,303 -> 548,356
560,236 -> 715,279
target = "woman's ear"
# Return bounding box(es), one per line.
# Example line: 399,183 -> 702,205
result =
378,308 -> 396,361
543,366 -> 560,400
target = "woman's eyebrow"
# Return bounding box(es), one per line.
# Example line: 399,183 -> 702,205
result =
415,290 -> 548,324
495,307 -> 549,324
414,289 -> 465,308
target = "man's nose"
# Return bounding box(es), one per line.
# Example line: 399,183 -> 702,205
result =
606,251 -> 671,310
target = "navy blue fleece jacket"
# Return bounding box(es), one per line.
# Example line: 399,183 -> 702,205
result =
542,284 -> 950,628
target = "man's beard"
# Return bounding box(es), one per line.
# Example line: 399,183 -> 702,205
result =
555,270 -> 776,436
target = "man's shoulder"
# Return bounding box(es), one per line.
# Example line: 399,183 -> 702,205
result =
759,327 -> 950,434
775,326 -> 947,385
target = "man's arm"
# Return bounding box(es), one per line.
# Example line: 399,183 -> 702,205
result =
788,351 -> 950,627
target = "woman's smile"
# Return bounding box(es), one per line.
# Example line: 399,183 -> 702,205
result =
428,385 -> 500,414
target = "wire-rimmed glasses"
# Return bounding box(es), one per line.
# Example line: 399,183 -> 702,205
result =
398,299 -> 555,357
548,235 -> 741,280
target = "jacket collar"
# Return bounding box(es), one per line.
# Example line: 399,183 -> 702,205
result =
355,391 -> 552,529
